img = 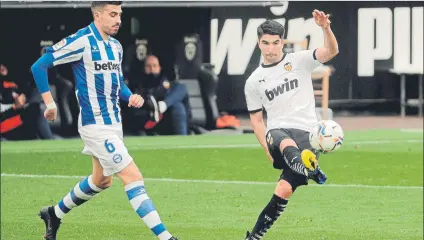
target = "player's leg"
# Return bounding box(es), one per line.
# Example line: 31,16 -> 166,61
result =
246,179 -> 293,240
245,129 -> 299,240
246,128 -> 328,239
39,157 -> 111,240
246,170 -> 312,239
162,82 -> 189,111
99,126 -> 176,240
53,157 -> 112,218
268,128 -> 326,183
115,162 -> 177,240
286,128 -> 327,184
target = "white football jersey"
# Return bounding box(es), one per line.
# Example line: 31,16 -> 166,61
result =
244,49 -> 322,132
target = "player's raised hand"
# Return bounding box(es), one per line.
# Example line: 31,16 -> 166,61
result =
128,94 -> 144,108
312,9 -> 331,29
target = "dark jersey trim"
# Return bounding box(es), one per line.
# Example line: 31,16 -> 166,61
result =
248,108 -> 263,114
313,49 -> 317,60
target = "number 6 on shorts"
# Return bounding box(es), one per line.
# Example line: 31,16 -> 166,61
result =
104,139 -> 116,153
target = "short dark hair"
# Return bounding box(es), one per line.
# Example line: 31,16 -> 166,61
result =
257,20 -> 285,39
91,1 -> 122,11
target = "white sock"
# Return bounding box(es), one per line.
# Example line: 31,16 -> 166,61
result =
125,181 -> 172,240
54,175 -> 103,219
158,101 -> 167,114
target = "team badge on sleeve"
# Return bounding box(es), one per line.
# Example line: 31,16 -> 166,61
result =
52,39 -> 67,51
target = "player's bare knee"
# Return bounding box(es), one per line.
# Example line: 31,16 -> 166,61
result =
91,176 -> 113,189
116,162 -> 144,185
279,139 -> 297,152
274,180 -> 293,199
98,177 -> 113,189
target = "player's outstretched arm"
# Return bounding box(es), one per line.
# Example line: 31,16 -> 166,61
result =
249,111 -> 273,163
313,9 -> 339,63
31,35 -> 85,121
245,79 -> 273,163
31,53 -> 58,121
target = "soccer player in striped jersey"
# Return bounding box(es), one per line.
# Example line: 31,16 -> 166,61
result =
31,2 -> 178,240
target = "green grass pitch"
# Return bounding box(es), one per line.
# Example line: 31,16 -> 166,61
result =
1,129 -> 423,240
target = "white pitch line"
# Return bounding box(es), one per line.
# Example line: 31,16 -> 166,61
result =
1,139 -> 423,153
350,139 -> 423,144
137,139 -> 423,149
1,173 -> 422,190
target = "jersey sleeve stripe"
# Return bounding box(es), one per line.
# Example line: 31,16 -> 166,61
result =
51,37 -> 85,58
55,47 -> 84,61
53,47 -> 85,66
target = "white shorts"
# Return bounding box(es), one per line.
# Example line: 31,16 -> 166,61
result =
79,124 -> 133,176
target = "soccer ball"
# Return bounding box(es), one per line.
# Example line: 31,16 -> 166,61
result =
309,120 -> 344,153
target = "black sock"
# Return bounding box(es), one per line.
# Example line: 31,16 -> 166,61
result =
249,194 -> 288,239
282,146 -> 307,176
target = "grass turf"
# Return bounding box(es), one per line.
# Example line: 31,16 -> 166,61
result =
1,129 -> 423,239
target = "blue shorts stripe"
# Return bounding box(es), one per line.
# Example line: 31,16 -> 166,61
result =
58,200 -> 71,213
136,199 -> 156,218
126,186 -> 146,200
95,73 -> 112,125
70,190 -> 87,206
151,223 -> 166,236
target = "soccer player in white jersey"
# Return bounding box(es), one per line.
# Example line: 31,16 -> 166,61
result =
31,2 -> 178,240
244,10 -> 339,240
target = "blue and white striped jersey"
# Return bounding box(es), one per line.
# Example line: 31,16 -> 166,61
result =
32,22 -> 132,127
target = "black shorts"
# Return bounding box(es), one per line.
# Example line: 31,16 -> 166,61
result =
266,128 -> 320,191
